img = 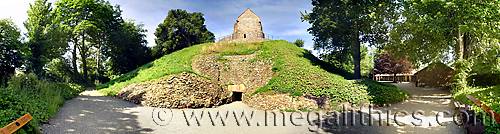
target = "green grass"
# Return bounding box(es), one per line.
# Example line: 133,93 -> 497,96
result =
359,80 -> 409,104
254,40 -> 372,105
454,86 -> 500,112
99,40 -> 408,107
98,43 -> 209,96
453,85 -> 500,133
203,42 -> 261,56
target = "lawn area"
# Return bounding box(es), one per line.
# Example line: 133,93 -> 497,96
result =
98,43 -> 209,96
254,40 -> 408,105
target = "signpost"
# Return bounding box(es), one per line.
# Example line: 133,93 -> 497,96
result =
0,114 -> 32,134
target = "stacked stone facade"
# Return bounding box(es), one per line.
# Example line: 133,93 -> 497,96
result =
221,9 -> 264,42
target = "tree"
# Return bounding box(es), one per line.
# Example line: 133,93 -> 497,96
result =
53,0 -> 93,81
374,52 -> 413,82
0,19 -> 24,87
386,0 -> 500,90
25,0 -> 67,77
107,21 -> 152,75
293,39 -> 304,47
53,0 -> 126,83
360,45 -> 374,76
153,9 -> 214,58
302,0 -> 400,79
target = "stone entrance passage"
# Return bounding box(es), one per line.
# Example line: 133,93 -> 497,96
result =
228,84 -> 246,101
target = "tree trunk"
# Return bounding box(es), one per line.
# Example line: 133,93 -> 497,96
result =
456,28 -> 464,60
463,33 -> 472,59
453,28 -> 470,91
72,38 -> 78,74
96,40 -> 101,84
80,32 -> 88,81
352,30 -> 361,79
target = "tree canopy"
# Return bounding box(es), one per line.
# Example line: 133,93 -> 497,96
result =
374,52 -> 413,77
49,0 -> 153,84
0,19 -> 24,87
25,0 -> 67,77
302,0 -> 400,79
385,0 -> 500,90
387,0 -> 500,64
153,9 -> 214,58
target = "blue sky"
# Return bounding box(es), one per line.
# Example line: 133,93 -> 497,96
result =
0,0 -> 315,50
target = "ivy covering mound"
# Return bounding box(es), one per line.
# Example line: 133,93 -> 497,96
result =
454,86 -> 500,133
99,40 -> 408,110
0,74 -> 84,133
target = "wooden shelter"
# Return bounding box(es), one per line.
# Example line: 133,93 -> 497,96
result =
414,62 -> 454,87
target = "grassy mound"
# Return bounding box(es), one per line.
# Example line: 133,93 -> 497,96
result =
253,41 -> 371,105
98,44 -> 208,96
99,40 -> 408,108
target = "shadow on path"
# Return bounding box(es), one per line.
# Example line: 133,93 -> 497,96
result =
41,91 -> 153,133
312,82 -> 465,134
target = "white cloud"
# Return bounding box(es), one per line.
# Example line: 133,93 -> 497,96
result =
0,0 -> 32,33
282,28 -> 308,36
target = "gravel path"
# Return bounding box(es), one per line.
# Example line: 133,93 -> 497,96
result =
42,83 -> 465,134
322,83 -> 465,134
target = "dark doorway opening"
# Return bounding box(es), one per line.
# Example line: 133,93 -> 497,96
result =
244,34 -> 247,38
232,92 -> 242,101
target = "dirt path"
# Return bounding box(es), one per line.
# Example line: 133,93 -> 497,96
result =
42,83 -> 465,134
41,91 -> 316,134
322,83 -> 465,134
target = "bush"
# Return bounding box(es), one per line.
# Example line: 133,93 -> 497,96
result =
453,85 -> 500,133
360,80 -> 409,104
468,73 -> 500,87
452,59 -> 472,92
0,73 -> 83,133
293,39 -> 304,47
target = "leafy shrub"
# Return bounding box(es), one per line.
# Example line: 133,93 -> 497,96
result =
360,80 -> 409,104
468,73 -> 500,87
453,85 -> 500,133
0,73 -> 83,133
293,39 -> 304,47
452,59 -> 472,92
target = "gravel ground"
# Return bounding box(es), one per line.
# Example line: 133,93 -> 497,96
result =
42,83 -> 465,134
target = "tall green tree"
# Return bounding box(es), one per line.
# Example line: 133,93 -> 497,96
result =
302,0 -> 400,79
0,19 -> 24,87
25,0 -> 67,77
52,0 -> 152,83
53,0 -> 91,81
53,0 -> 121,82
387,0 -> 500,90
107,21 -> 151,75
153,9 -> 214,58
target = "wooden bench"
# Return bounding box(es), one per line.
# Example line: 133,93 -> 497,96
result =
0,114 -> 32,134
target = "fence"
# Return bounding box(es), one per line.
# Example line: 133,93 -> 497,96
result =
373,74 -> 415,82
217,33 -> 281,42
